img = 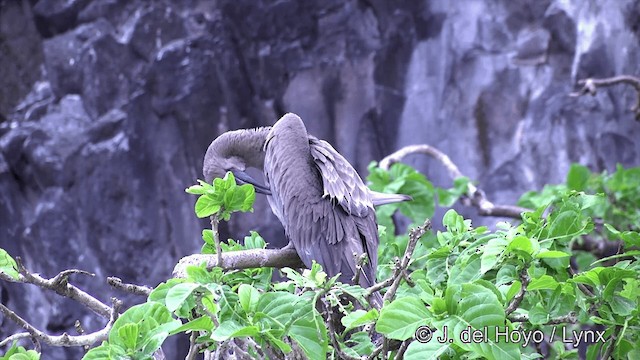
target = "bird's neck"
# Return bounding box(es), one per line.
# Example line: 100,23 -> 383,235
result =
224,127 -> 271,169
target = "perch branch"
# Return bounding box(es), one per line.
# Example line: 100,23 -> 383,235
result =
173,248 -> 305,278
570,75 -> 640,120
379,145 -> 530,218
0,298 -> 121,347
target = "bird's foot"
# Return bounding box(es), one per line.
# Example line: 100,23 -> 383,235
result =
282,241 -> 295,250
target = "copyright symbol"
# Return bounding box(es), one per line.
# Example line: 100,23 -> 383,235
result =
415,325 -> 433,343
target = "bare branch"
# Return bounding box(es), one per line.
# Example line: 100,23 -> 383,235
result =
0,298 -> 121,347
380,219 -> 432,303
14,258 -> 112,319
379,145 -> 530,219
107,276 -> 152,296
508,312 -> 577,324
0,332 -> 32,347
173,248 -> 305,278
210,215 -> 223,268
570,75 -> 640,120
323,299 -> 361,360
505,266 -> 530,316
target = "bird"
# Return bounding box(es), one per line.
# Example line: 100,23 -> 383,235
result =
203,113 -> 411,307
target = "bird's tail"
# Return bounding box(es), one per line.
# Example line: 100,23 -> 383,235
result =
370,191 -> 412,206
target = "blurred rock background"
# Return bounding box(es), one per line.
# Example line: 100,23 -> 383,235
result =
1,0 -> 639,358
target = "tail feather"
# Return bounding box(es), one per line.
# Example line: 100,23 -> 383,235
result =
369,191 -> 412,206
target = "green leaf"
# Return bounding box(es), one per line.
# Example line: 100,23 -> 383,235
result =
255,292 -> 299,329
289,303 -> 328,360
404,331 -> 453,360
435,283 -> 520,360
238,284 -> 260,314
0,249 -> 19,280
527,275 -> 559,291
507,236 -> 534,257
165,283 -> 200,312
536,250 -> 571,259
566,164 -> 590,191
117,323 -> 139,350
211,321 -> 260,341
341,309 -> 379,331
194,195 -> 221,218
239,184 -> 256,211
376,297 -> 430,340
505,281 -> 521,302
481,238 -> 508,274
108,303 -> 180,356
169,316 -> 214,335
81,342 -> 126,360
609,295 -> 635,316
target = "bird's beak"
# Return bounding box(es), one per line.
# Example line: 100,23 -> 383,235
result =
232,170 -> 272,195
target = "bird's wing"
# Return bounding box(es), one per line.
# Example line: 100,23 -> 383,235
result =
308,137 -> 372,217
264,116 -> 379,288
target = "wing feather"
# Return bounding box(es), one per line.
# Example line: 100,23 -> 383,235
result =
264,116 -> 379,288
309,137 -> 371,217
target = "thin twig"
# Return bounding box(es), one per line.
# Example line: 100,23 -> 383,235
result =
185,331 -> 199,360
379,145 -> 530,218
107,277 -> 152,296
395,340 -> 410,360
570,75 -> 640,120
505,266 -> 530,316
508,312 -> 577,324
0,332 -> 32,347
211,215 -> 222,267
352,253 -> 367,285
381,219 -> 432,304
0,298 -> 121,347
14,258 -> 112,319
323,299 -> 361,360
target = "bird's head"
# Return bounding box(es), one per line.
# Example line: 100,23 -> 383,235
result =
203,128 -> 272,194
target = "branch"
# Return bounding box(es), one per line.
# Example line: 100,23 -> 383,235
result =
323,299 -> 361,360
508,312 -> 577,324
0,298 -> 121,347
379,219 -> 431,304
9,258 -> 112,319
505,266 -> 530,316
570,75 -> 640,120
107,277 -> 152,296
173,248 -> 305,278
379,145 -> 530,219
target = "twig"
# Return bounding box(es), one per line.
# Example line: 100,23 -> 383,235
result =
211,215 -> 222,267
379,145 -> 530,218
0,298 -> 121,347
173,248 -> 305,278
508,312 -> 577,324
107,277 -> 152,296
12,258 -> 112,319
570,75 -> 640,120
505,266 -> 530,316
381,219 -> 432,304
0,332 -> 32,347
185,331 -> 199,360
351,253 -> 367,285
395,340 -> 410,360
323,299 -> 361,360
568,268 -> 595,297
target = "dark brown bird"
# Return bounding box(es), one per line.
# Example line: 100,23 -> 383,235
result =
203,113 -> 410,306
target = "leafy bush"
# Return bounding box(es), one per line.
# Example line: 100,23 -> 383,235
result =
1,164 -> 639,359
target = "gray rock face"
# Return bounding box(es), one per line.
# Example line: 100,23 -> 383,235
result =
1,0 -> 639,357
